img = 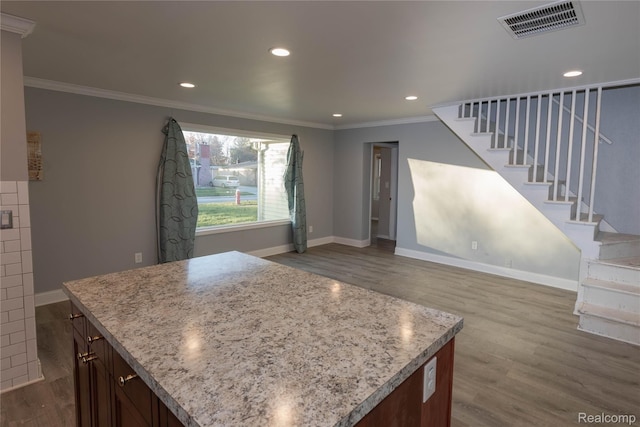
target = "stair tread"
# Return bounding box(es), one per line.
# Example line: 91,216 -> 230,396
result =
596,231 -> 640,244
583,277 -> 640,294
595,256 -> 640,269
578,302 -> 640,326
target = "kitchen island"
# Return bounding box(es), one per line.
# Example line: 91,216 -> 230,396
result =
63,251 -> 463,427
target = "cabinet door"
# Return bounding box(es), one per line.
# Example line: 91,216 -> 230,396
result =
113,386 -> 152,427
73,327 -> 92,427
90,356 -> 111,427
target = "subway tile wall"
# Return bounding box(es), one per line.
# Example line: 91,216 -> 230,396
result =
0,180 -> 41,391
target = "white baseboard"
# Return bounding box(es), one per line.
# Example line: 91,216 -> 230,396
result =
35,289 -> 68,306
395,247 -> 578,292
333,236 -> 371,248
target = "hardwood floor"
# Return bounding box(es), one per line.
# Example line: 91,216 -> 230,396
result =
267,244 -> 640,427
2,244 -> 638,426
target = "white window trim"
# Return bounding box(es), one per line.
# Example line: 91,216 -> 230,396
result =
196,219 -> 291,236
180,122 -> 290,142
182,122 -> 292,233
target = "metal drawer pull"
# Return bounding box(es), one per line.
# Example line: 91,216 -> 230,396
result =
69,313 -> 84,320
118,374 -> 138,387
77,352 -> 97,364
87,335 -> 104,344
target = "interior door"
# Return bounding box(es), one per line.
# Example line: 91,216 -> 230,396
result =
377,147 -> 392,239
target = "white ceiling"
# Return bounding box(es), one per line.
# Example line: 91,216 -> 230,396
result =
2,1 -> 639,128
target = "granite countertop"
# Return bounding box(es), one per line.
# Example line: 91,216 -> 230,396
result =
62,251 -> 463,427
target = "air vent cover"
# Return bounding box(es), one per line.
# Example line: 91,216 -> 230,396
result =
498,0 -> 585,39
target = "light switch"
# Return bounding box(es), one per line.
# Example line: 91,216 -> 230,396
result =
1,210 -> 13,229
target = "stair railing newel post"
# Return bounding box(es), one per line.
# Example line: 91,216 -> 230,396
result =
588,87 -> 603,223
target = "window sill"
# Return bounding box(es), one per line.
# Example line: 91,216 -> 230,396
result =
196,219 -> 291,237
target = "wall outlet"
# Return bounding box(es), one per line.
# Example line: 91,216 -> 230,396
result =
423,356 -> 437,402
309,225 -> 313,233
471,241 -> 478,250
135,252 -> 143,264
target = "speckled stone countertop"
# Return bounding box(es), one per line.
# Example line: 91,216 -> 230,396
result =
62,251 -> 463,427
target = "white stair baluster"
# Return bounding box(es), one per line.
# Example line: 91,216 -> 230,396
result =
576,88 -> 590,221
565,90 -> 577,202
588,87 -> 603,222
553,92 -> 565,202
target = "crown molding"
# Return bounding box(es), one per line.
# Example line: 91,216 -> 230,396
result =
23,77 -> 335,130
23,77 -> 443,132
1,13 -> 36,38
334,114 -> 439,130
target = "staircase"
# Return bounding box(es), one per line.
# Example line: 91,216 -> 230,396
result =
433,85 -> 640,346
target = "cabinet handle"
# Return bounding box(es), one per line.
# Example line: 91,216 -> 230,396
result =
87,335 -> 104,344
69,313 -> 84,320
118,374 -> 138,387
77,352 -> 97,364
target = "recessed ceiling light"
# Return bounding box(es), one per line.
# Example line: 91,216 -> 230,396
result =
563,70 -> 583,77
270,47 -> 290,57
179,82 -> 196,88
332,113 -> 343,118
405,95 -> 418,101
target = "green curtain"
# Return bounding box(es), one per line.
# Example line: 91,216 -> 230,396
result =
284,134 -> 307,253
156,118 -> 198,263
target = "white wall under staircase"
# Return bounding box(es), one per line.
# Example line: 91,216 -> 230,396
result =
433,84 -> 640,346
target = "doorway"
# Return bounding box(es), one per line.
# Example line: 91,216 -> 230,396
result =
369,143 -> 398,251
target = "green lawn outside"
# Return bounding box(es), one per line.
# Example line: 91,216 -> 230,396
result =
195,187 -> 253,197
197,201 -> 258,228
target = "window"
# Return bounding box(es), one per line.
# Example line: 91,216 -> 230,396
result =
181,125 -> 290,231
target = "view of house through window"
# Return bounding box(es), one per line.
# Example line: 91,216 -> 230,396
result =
182,128 -> 290,229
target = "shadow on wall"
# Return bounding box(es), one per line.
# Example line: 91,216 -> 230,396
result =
407,159 -> 580,281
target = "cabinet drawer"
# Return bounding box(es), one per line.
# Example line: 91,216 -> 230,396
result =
112,349 -> 152,425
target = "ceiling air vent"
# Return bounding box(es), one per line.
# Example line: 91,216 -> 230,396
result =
498,0 -> 586,39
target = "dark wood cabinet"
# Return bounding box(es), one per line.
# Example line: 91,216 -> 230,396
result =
355,338 -> 455,427
70,303 -> 183,427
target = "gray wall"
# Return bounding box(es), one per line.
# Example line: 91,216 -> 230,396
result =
597,85 -> 640,234
335,120 -> 581,281
24,87 -> 334,294
1,31 -> 28,181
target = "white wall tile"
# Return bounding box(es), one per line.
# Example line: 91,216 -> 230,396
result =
1,297 -> 23,312
21,251 -> 32,274
16,182 -> 28,205
24,317 -> 36,340
0,182 -> 17,193
3,239 -> 21,253
26,338 -> 37,362
20,228 -> 31,251
10,353 -> 27,368
0,312 -> 8,325
0,194 -> 18,206
4,263 -> 22,276
6,286 -> 23,300
1,357 -> 11,371
24,296 -> 34,319
0,265 -> 5,277
0,229 -> 20,242
0,319 -> 24,335
2,341 -> 26,358
28,360 -> 40,381
23,273 -> 34,296
9,308 -> 24,322
9,330 -> 25,345
18,204 -> 30,227
2,364 -> 28,382
1,252 -> 21,265
0,274 -> 22,288
0,289 -> 6,301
